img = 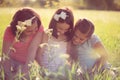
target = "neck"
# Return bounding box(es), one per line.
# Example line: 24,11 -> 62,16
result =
57,35 -> 67,41
19,34 -> 29,42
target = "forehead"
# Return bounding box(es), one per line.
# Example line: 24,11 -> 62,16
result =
56,22 -> 70,29
74,29 -> 88,38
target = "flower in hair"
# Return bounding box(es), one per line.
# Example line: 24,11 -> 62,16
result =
53,11 -> 68,21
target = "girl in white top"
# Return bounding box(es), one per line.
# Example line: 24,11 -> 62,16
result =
24,8 -> 74,75
70,19 -> 116,79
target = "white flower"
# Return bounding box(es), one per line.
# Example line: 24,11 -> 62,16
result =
16,25 -> 26,32
77,68 -> 82,75
9,47 -> 16,53
45,29 -> 53,34
45,29 -> 53,38
53,11 -> 68,21
24,16 -> 36,26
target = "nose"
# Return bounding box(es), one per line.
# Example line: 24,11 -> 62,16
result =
58,29 -> 66,34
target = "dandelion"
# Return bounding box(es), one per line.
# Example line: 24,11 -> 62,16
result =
44,29 -> 53,39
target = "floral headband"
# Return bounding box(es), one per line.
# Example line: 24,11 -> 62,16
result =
53,11 -> 68,21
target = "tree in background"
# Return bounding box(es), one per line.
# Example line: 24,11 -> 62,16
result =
0,0 -> 22,7
38,0 -> 59,8
0,0 -> 120,11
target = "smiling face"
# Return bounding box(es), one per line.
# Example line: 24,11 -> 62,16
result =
72,29 -> 89,45
56,22 -> 70,36
72,19 -> 95,45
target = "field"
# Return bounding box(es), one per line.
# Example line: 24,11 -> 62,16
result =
0,8 -> 120,79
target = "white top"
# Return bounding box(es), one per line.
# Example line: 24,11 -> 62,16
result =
40,37 -> 68,72
76,34 -> 101,72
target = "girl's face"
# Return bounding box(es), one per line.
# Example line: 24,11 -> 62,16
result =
72,29 -> 88,45
23,20 -> 38,36
56,22 -> 70,36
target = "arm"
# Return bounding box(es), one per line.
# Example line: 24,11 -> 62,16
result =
92,42 -> 108,72
2,40 -> 12,60
2,27 -> 15,60
21,31 -> 43,74
35,32 -> 48,65
26,31 -> 43,64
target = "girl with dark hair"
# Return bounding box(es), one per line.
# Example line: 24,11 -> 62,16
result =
38,7 -> 74,73
70,18 -> 116,80
1,7 -> 43,79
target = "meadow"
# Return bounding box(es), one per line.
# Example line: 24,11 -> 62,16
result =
0,8 -> 120,79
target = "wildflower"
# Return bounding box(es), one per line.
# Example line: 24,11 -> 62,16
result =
39,43 -> 49,48
9,46 -> 16,53
2,53 -> 10,61
44,29 -> 53,38
77,68 -> 82,76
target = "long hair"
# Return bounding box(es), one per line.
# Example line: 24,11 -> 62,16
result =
49,7 -> 74,41
10,7 -> 41,35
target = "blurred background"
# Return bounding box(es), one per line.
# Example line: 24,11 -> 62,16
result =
0,0 -> 120,68
0,0 -> 120,11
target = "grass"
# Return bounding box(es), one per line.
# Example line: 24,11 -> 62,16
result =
0,8 -> 120,79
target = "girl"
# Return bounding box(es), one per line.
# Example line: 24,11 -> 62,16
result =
25,7 -> 74,75
1,7 -> 43,79
70,18 -> 116,79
